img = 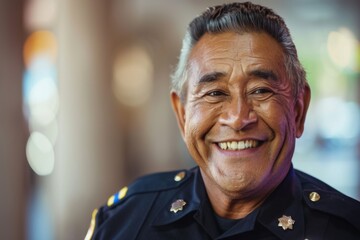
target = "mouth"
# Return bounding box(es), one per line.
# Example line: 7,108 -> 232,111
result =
217,139 -> 260,151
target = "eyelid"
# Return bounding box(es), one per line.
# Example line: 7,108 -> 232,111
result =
247,87 -> 275,101
208,90 -> 226,96
205,89 -> 229,97
249,87 -> 273,95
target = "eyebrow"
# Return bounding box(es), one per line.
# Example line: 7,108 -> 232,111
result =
248,69 -> 278,81
196,69 -> 278,85
198,71 -> 226,84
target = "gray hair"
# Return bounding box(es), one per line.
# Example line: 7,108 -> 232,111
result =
171,2 -> 307,102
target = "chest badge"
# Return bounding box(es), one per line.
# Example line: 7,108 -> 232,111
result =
278,215 -> 295,230
170,199 -> 187,213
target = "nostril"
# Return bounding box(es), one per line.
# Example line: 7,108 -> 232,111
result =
219,108 -> 258,131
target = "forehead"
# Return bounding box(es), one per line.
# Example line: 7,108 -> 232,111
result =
187,31 -> 285,78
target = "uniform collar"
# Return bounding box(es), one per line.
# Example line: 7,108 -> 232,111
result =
152,168 -> 220,238
257,166 -> 305,240
152,166 -> 305,240
152,167 -> 204,226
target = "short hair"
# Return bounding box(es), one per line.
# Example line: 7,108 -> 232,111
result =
171,1 -> 307,102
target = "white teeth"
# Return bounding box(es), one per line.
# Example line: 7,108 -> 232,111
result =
218,140 -> 259,150
220,142 -> 227,149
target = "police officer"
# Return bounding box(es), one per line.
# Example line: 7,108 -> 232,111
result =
85,2 -> 360,239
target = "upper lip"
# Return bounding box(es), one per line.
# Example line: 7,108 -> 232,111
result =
214,137 -> 265,143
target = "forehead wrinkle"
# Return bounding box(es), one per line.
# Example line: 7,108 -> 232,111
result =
188,54 -> 234,88
188,32 -> 287,90
193,36 -> 247,63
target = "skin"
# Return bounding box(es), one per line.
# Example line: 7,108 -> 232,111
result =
171,31 -> 310,219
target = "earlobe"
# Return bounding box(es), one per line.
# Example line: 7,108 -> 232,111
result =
295,84 -> 311,138
170,91 -> 186,140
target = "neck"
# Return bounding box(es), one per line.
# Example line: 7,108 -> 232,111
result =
201,171 -> 278,219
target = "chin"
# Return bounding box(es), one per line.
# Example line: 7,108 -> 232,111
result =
212,168 -> 257,193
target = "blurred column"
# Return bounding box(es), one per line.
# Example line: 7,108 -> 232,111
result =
52,1 -> 124,239
0,0 -> 28,239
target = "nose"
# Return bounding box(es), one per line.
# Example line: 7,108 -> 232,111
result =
219,96 -> 258,130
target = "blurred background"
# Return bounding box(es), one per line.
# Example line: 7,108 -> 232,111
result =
0,0 -> 359,239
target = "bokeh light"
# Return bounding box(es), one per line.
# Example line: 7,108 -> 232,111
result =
316,98 -> 360,142
327,28 -> 357,70
113,45 -> 154,107
23,30 -> 58,177
23,62 -> 59,126
23,31 -> 57,67
26,132 -> 55,176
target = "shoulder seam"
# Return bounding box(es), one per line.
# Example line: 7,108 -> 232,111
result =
106,168 -> 195,209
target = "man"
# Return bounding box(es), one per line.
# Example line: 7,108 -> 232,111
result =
86,2 -> 360,239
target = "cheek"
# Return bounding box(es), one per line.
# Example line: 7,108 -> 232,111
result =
276,98 -> 297,134
184,103 -> 221,163
256,97 -> 296,134
184,104 -> 221,146
185,103 -> 221,134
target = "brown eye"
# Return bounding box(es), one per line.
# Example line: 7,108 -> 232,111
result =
249,88 -> 274,101
252,88 -> 273,95
203,90 -> 228,103
207,91 -> 226,96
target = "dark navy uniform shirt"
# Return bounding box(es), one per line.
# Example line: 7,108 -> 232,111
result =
86,166 -> 360,240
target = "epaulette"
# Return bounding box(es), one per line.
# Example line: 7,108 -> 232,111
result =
297,170 -> 360,231
85,169 -> 192,240
106,169 -> 191,209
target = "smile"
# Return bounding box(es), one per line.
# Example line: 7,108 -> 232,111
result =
218,140 -> 259,151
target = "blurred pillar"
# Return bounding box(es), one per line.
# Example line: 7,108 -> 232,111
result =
0,0 -> 28,239
52,1 -> 124,239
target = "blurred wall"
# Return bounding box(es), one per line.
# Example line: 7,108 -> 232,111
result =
53,1 -> 124,239
0,0 -> 28,239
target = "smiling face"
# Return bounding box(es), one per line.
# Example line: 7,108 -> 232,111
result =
171,31 -> 310,199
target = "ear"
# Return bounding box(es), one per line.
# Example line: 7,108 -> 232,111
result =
170,91 -> 186,140
295,84 -> 311,138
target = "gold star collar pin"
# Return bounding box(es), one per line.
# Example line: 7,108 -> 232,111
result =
170,199 -> 187,213
278,215 -> 295,230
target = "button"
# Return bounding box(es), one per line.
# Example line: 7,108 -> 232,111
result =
174,171 -> 186,182
309,192 -> 320,202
